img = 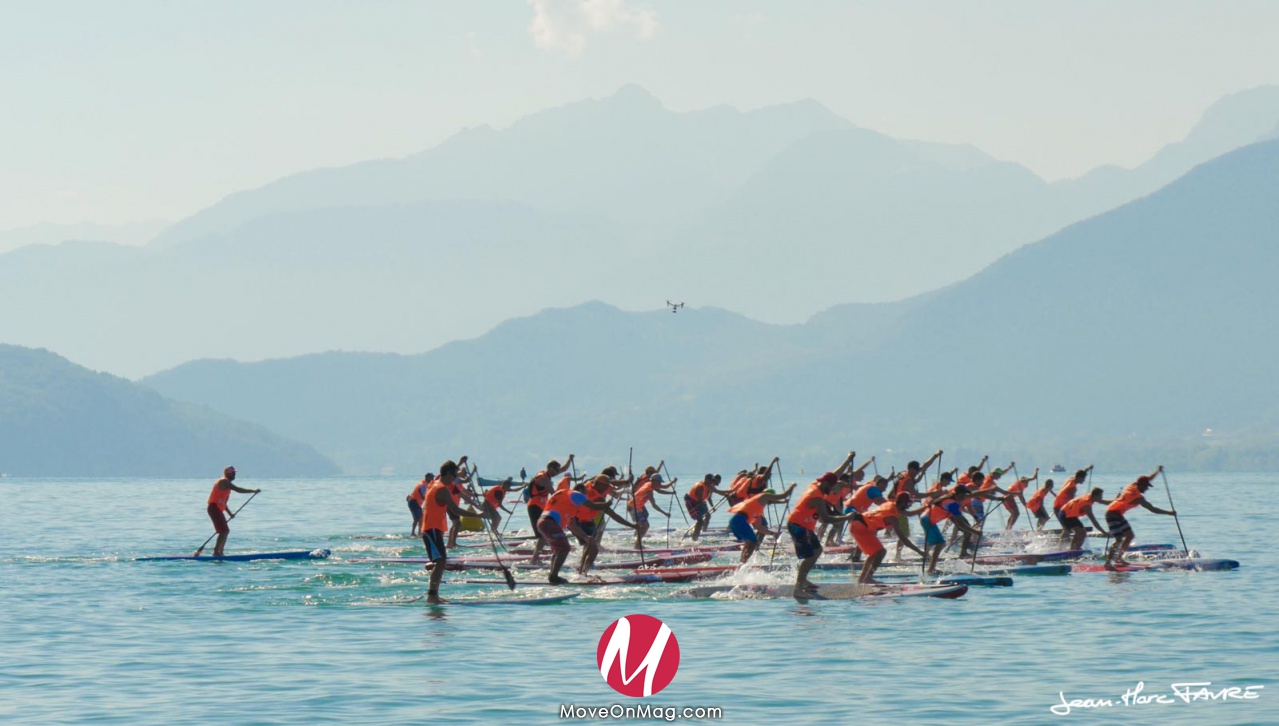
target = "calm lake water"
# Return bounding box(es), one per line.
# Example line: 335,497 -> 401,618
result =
2,472 -> 1275,724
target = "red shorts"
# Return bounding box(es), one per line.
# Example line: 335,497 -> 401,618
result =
207,503 -> 229,534
849,520 -> 885,558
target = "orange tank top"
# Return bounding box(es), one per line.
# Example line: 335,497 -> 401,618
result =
528,471 -> 551,508
207,480 -> 231,512
688,480 -> 710,502
1027,486 -> 1050,510
1061,494 -> 1094,518
728,493 -> 767,524
1106,484 -> 1144,515
862,501 -> 900,532
421,481 -> 451,533
575,485 -> 605,522
787,483 -> 828,532
847,483 -> 878,513
631,482 -> 654,510
1053,478 -> 1080,511
484,486 -> 505,509
544,489 -> 579,524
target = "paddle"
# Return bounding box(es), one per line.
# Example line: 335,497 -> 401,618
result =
767,457 -> 788,565
1160,468 -> 1190,556
194,491 -> 257,556
470,465 -> 516,590
629,447 -> 646,568
662,462 -> 689,528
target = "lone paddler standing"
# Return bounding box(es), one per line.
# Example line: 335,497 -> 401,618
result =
422,460 -> 484,604
205,466 -> 260,557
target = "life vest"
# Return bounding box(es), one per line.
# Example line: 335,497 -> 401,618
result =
728,493 -> 767,524
527,471 -> 551,508
408,480 -> 428,505
630,482 -> 654,511
207,480 -> 231,512
928,500 -> 961,525
421,481 -> 451,533
575,484 -> 606,523
484,486 -> 505,509
846,483 -> 880,513
1027,486 -> 1051,510
787,483 -> 830,532
862,501 -> 900,532
1053,477 -> 1080,511
543,489 -> 580,526
688,480 -> 711,502
1106,484 -> 1145,515
1061,494 -> 1095,519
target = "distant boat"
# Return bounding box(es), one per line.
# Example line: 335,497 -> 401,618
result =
1051,465 -> 1066,473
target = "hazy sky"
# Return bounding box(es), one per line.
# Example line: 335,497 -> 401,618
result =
2,0 -> 1277,231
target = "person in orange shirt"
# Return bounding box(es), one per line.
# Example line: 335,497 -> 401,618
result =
850,493 -> 927,584
524,454 -> 575,564
920,485 -> 983,573
1053,465 -> 1094,530
1104,466 -> 1175,570
421,460 -> 484,604
727,485 -> 796,563
787,473 -> 860,594
539,478 -> 635,584
1001,468 -> 1037,529
406,473 -> 434,537
684,473 -> 731,541
1025,479 -> 1055,531
628,471 -> 674,550
479,477 -> 521,534
206,466 -> 261,557
1059,487 -> 1110,550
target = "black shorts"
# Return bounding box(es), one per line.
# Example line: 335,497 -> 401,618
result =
1031,506 -> 1047,520
422,530 -> 447,562
1062,516 -> 1083,530
1106,511 -> 1132,538
528,505 -> 543,531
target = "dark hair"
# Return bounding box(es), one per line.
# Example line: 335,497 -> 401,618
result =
439,460 -> 459,478
1045,479 -> 1054,487
1075,470 -> 1088,480
547,460 -> 562,472
907,460 -> 921,471
1090,487 -> 1104,499
602,466 -> 619,477
971,471 -> 985,483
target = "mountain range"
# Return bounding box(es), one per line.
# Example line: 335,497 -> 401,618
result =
142,138 -> 1279,474
0,345 -> 339,477
5,85 -> 1279,377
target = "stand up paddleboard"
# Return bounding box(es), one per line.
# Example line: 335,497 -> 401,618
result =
683,582 -> 968,600
137,549 -> 331,562
443,592 -> 580,606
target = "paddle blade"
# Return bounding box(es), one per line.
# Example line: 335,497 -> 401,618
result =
502,566 -> 517,591
192,548 -> 204,557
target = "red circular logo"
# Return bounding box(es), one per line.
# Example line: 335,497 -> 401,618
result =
596,614 -> 681,697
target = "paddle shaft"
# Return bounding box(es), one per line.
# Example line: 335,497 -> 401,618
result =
1160,469 -> 1190,555
195,491 -> 257,556
630,447 -> 645,568
471,465 -> 515,589
768,459 -> 789,565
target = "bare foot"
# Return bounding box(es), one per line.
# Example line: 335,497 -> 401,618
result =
426,594 -> 446,604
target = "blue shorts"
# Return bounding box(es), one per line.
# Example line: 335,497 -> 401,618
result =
408,500 -> 423,526
422,530 -> 447,562
921,517 -> 945,547
729,513 -> 758,543
1054,508 -> 1068,530
788,523 -> 821,560
970,500 -> 985,520
630,506 -> 649,524
685,496 -> 709,519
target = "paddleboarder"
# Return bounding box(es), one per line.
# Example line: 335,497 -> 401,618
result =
525,454 -> 575,564
406,473 -> 434,537
1104,466 -> 1175,570
1026,478 -> 1055,531
787,473 -> 861,595
850,493 -> 927,584
727,485 -> 796,563
628,471 -> 674,551
206,466 -> 260,557
480,477 -> 520,534
540,476 -> 635,583
1053,466 -> 1094,530
1059,487 -> 1110,551
921,485 -> 982,573
422,460 -> 484,604
1003,468 -> 1036,529
684,473 -> 731,541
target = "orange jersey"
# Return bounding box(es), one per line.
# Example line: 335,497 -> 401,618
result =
846,483 -> 880,513
631,482 -> 654,510
787,483 -> 835,532
687,480 -> 711,502
528,471 -> 552,508
207,480 -> 231,512
1007,480 -> 1028,497
544,489 -> 580,524
1053,477 -> 1081,511
729,493 -> 768,524
1106,483 -> 1145,515
484,486 -> 505,510
862,501 -> 901,532
556,475 -> 572,492
421,481 -> 451,533
1027,486 -> 1051,511
1060,494 -> 1095,518
408,480 -> 428,505
575,485 -> 606,523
